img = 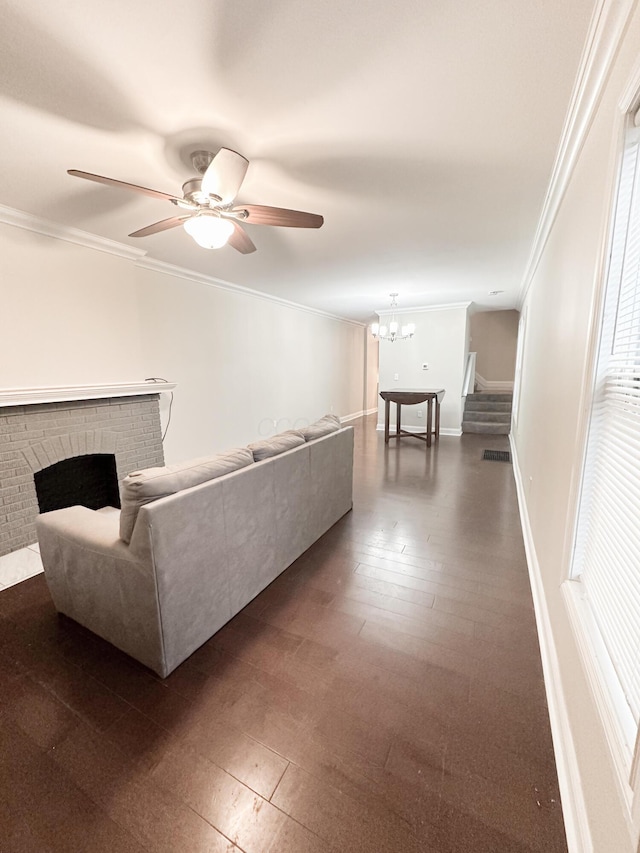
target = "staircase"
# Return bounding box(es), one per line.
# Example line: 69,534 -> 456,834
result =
462,393 -> 512,435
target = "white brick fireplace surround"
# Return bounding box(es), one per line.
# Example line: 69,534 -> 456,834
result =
0,383 -> 174,558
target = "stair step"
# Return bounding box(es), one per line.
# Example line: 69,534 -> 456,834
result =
462,420 -> 511,435
466,393 -> 513,403
461,411 -> 511,423
464,401 -> 512,413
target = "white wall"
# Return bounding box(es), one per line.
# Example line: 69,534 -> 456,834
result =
376,303 -> 470,434
0,223 -> 144,386
0,222 -> 368,465
135,267 -> 367,461
364,332 -> 379,412
512,6 -> 640,850
469,309 -> 519,381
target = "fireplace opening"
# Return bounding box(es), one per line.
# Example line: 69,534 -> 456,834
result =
34,453 -> 121,514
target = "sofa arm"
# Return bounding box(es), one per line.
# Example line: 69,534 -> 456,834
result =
36,506 -> 166,675
37,506 -> 135,562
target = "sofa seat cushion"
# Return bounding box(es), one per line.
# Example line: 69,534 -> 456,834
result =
300,414 -> 342,441
119,447 -> 254,543
248,430 -> 306,462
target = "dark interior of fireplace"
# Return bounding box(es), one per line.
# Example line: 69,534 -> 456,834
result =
34,453 -> 121,514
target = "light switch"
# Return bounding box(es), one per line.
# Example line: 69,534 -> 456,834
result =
394,373 -> 399,381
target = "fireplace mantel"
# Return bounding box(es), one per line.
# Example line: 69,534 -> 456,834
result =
0,381 -> 177,408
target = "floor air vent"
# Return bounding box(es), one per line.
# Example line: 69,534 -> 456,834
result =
482,449 -> 511,463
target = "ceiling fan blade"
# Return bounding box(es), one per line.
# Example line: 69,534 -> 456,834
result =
68,169 -> 182,203
227,221 -> 256,254
201,148 -> 249,204
128,215 -> 192,238
234,204 -> 323,229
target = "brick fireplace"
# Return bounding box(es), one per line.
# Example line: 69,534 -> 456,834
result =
0,384 -> 172,557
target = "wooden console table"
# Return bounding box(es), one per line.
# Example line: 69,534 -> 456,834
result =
380,389 -> 445,448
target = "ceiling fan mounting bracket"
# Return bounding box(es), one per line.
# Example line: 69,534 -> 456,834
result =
190,150 -> 215,175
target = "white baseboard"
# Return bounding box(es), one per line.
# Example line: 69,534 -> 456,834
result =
375,423 -> 462,437
475,372 -> 514,392
509,435 -> 593,853
340,408 -> 377,423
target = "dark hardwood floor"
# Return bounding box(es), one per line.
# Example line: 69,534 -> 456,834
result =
0,416 -> 567,853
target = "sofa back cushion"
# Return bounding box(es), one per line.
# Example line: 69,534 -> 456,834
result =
248,430 -> 306,462
300,414 -> 342,442
119,447 -> 254,543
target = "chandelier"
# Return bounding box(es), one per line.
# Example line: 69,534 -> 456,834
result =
370,293 -> 415,342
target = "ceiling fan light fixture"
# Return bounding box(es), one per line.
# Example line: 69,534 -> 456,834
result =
183,214 -> 234,249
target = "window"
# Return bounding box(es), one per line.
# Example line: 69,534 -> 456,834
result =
570,112 -> 640,798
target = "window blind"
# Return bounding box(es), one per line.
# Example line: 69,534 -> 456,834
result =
573,121 -> 640,725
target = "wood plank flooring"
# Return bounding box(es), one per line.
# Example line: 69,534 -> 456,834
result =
0,416 -> 567,852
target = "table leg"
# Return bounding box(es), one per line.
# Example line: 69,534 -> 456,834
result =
435,398 -> 441,442
384,399 -> 390,443
426,398 -> 433,447
396,402 -> 402,438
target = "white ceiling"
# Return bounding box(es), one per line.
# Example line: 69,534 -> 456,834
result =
0,0 -> 596,322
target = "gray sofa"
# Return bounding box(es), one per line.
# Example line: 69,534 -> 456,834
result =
36,418 -> 354,677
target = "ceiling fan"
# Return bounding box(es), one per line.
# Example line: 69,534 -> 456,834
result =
68,148 -> 324,254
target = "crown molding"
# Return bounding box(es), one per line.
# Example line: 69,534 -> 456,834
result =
0,202 -> 365,326
0,381 -> 176,408
518,0 -> 637,307
376,300 -> 472,317
136,256 -> 367,328
618,46 -> 640,112
0,204 -> 146,261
